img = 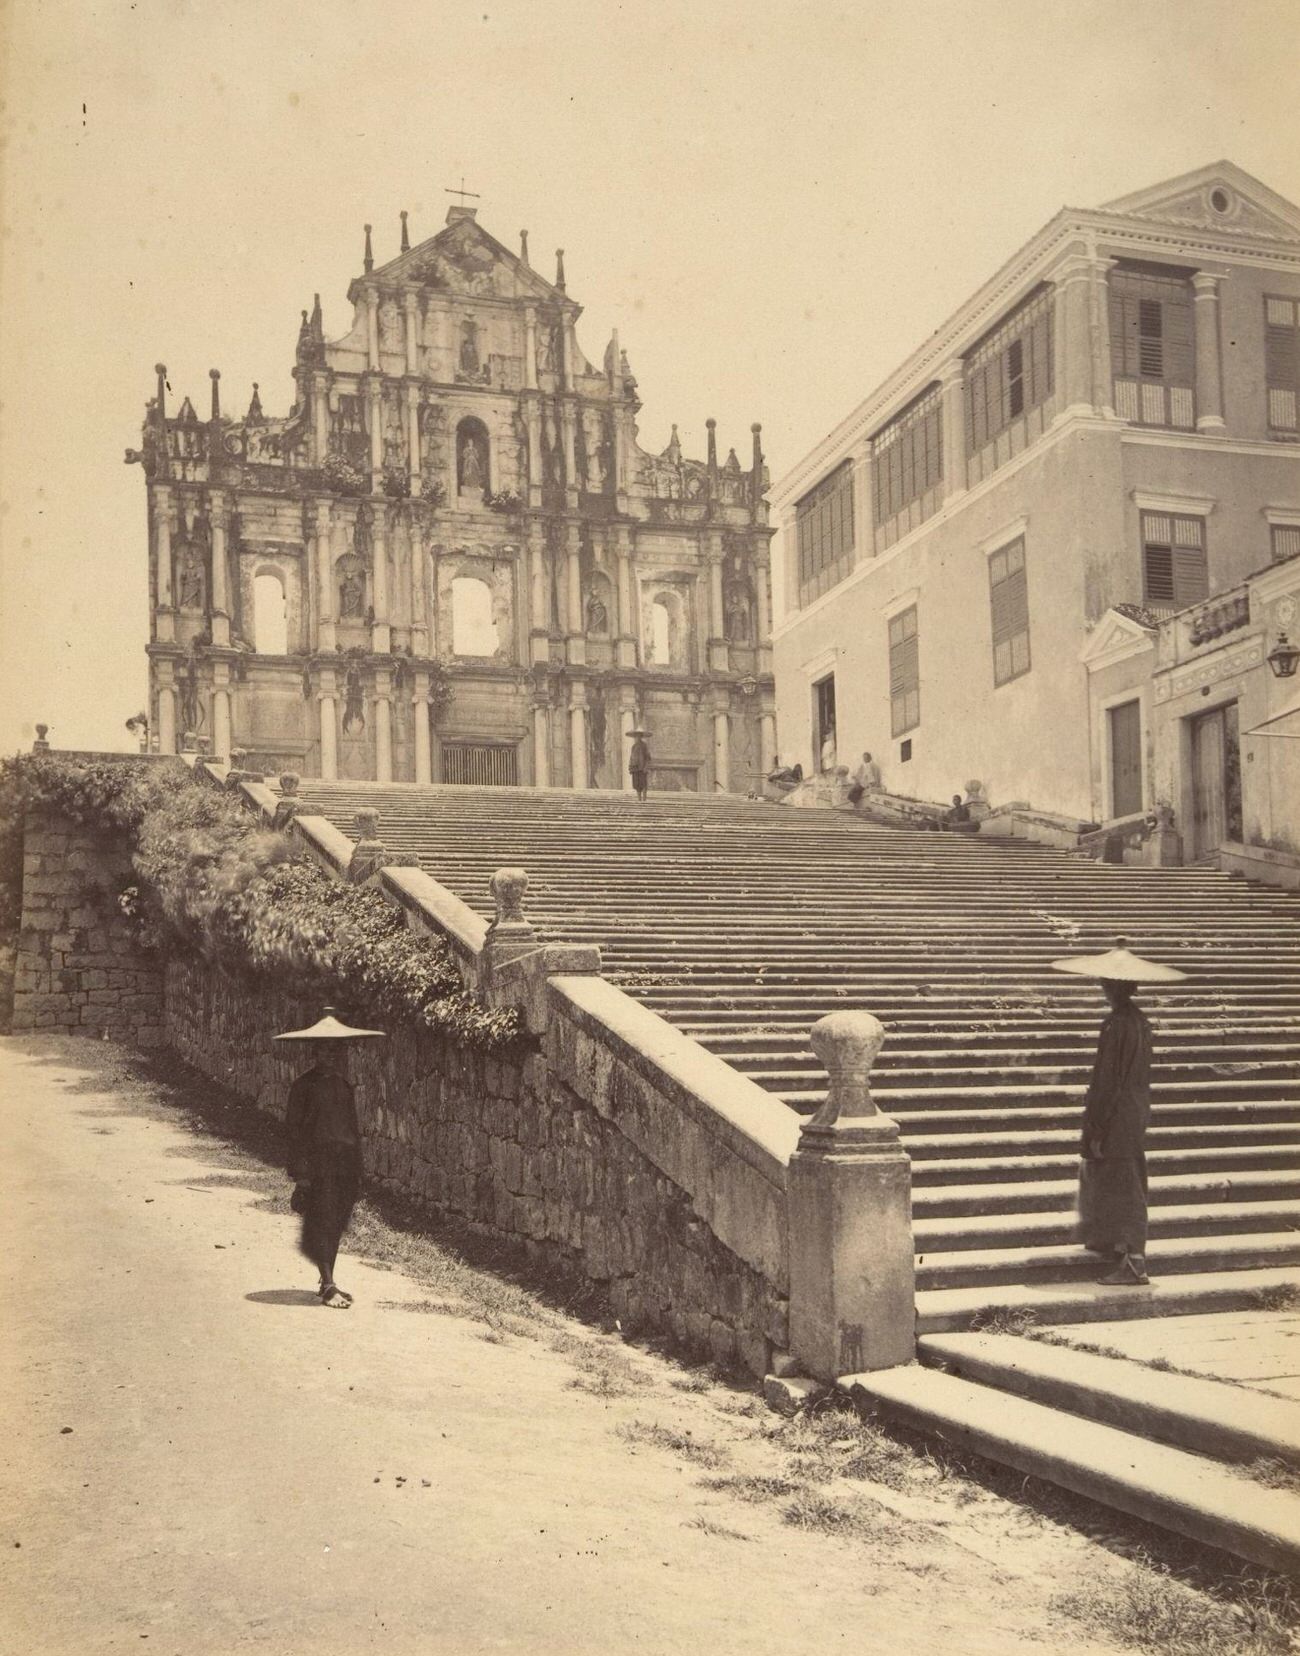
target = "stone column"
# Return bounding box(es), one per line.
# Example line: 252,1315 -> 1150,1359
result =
528,524 -> 549,665
312,374 -> 331,465
374,675 -> 392,782
619,702 -> 636,793
615,527 -> 637,669
211,675 -> 232,763
367,378 -> 383,482
938,359 -> 967,501
157,680 -> 177,755
706,537 -> 728,673
314,499 -> 335,652
209,491 -> 230,646
566,524 -> 585,666
533,700 -> 551,787
410,523 -> 428,656
525,399 -> 542,507
371,503 -> 390,654
365,284 -> 380,370
560,315 -> 575,391
318,690 -> 338,780
760,709 -> 777,777
786,1013 -> 915,1380
560,402 -> 578,505
1049,248 -> 1099,420
1192,272 -> 1226,433
406,384 -> 421,485
1088,253 -> 1117,419
569,684 -> 588,789
402,288 -> 420,376
754,546 -> 773,676
153,486 -> 175,644
412,672 -> 431,783
712,704 -> 730,793
523,307 -> 538,391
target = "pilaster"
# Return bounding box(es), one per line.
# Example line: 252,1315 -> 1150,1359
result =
371,502 -> 390,654
938,359 -> 967,502
565,522 -> 585,666
1192,272 -> 1227,433
208,490 -> 230,647
412,671 -> 432,783
152,485 -> 175,643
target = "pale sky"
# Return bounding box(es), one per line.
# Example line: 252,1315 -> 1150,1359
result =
1,0 -> 1297,755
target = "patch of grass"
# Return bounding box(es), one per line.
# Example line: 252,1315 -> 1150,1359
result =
1242,1456 -> 1300,1494
776,1403 -> 920,1493
780,1490 -> 898,1543
669,1372 -> 712,1395
618,1419 -> 730,1470
1253,1284 -> 1300,1312
1053,1562 -> 1295,1656
376,1298 -> 465,1316
701,1474 -> 801,1504
969,1306 -> 1040,1336
683,1515 -> 752,1541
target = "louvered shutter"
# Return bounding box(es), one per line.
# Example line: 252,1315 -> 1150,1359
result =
1272,526 -> 1300,563
1266,298 -> 1299,431
889,608 -> 920,736
1171,516 -> 1208,605
989,540 -> 1030,685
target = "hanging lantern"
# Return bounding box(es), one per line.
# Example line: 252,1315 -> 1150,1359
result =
1267,630 -> 1300,679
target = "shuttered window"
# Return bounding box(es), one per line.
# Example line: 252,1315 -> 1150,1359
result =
1109,267 -> 1196,430
795,461 -> 855,602
872,387 -> 943,527
965,288 -> 1055,454
989,538 -> 1030,685
1272,524 -> 1300,563
888,606 -> 920,737
1265,296 -> 1300,435
1141,512 -> 1208,609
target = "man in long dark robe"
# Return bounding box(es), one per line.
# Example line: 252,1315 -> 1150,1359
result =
629,735 -> 651,803
1078,978 -> 1153,1285
286,1045 -> 363,1308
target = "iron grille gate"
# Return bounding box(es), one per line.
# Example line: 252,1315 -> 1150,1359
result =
441,742 -> 519,786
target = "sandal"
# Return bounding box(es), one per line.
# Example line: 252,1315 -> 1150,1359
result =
320,1284 -> 352,1309
1098,1254 -> 1149,1286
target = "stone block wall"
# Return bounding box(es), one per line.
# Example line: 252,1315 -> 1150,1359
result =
163,955 -> 786,1375
12,810 -> 164,1043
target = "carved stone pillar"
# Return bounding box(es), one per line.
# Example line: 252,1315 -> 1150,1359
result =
759,710 -> 777,778
211,670 -> 232,763
532,700 -> 551,788
1193,272 -> 1227,433
615,528 -> 637,669
712,704 -> 730,793
367,378 -> 383,481
527,525 -> 549,665
365,284 -> 380,371
209,490 -> 230,647
525,398 -> 542,508
569,685 -> 588,789
566,524 -> 585,666
314,499 -> 335,653
157,678 -> 177,755
938,359 -> 967,501
410,520 -> 428,655
153,486 -> 175,644
560,402 -> 578,505
312,373 -> 330,465
374,676 -> 392,782
318,689 -> 338,780
402,288 -> 420,377
371,503 -> 390,654
706,536 -> 728,673
619,701 -> 636,793
523,307 -> 538,391
412,672 -> 431,783
406,384 -> 421,485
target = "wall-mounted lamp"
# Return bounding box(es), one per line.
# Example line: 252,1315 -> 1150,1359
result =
1267,631 -> 1300,679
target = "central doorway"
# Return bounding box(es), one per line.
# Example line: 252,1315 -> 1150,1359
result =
1108,699 -> 1143,819
1189,701 -> 1242,858
812,673 -> 836,771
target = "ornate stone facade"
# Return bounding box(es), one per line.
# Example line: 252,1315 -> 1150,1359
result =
131,206 -> 776,791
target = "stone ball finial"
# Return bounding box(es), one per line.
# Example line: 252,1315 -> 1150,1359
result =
279,771 -> 301,796
807,1011 -> 886,1128
33,724 -> 50,752
489,866 -> 529,928
964,779 -> 985,801
355,807 -> 381,842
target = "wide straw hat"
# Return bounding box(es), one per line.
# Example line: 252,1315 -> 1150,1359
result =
273,1006 -> 385,1041
626,728 -> 650,738
1049,937 -> 1188,985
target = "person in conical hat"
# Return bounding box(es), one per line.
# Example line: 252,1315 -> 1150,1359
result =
1050,940 -> 1187,1288
628,729 -> 652,803
274,1008 -> 383,1307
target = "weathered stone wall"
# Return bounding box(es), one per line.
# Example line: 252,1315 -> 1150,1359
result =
12,809 -> 164,1043
163,955 -> 786,1375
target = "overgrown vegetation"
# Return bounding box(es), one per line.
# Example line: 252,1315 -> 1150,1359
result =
0,753 -> 519,1050
1052,1557 -> 1296,1656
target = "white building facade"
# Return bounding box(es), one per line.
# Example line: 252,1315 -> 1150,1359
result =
772,163 -> 1300,857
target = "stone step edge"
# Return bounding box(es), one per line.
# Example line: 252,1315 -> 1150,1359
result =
914,1266 -> 1299,1333
841,1362 -> 1300,1575
915,1230 -> 1300,1281
916,1329 -> 1300,1469
914,1198 -> 1300,1248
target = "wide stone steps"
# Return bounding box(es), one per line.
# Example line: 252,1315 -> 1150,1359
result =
288,779 -> 1300,1337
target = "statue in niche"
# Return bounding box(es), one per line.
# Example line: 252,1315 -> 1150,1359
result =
179,666 -> 203,736
725,587 -> 752,643
539,323 -> 558,374
459,318 -> 480,375
458,427 -> 487,491
586,593 -> 609,635
383,401 -> 405,468
583,410 -> 607,491
353,501 -> 374,560
542,408 -> 562,486
339,562 -> 366,619
420,404 -> 444,471
378,300 -> 401,353
342,664 -> 366,733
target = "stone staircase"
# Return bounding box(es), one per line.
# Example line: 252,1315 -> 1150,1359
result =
281,780 -> 1300,1566
288,779 -> 1300,1329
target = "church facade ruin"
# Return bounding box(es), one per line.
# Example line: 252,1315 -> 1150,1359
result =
131,204 -> 775,791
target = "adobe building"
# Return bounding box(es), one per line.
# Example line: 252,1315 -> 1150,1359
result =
772,162 -> 1300,864
130,203 -> 775,792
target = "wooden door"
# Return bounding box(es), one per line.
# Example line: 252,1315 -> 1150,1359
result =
1108,700 -> 1143,819
1190,703 -> 1241,857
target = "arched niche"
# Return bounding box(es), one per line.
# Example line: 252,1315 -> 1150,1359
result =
585,572 -> 613,636
648,589 -> 686,668
456,416 -> 490,498
451,574 -> 499,657
335,553 -> 367,621
252,566 -> 289,655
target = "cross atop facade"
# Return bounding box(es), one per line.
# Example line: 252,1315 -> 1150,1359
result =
444,178 -> 481,208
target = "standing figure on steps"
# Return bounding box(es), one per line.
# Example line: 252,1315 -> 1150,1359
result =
274,1008 -> 384,1308
1050,941 -> 1187,1286
628,727 -> 652,803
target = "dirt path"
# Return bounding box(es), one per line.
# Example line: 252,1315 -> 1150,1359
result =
0,1034 -> 1266,1656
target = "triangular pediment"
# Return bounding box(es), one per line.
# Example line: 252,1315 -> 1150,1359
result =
1100,162 -> 1300,243
373,216 -> 562,303
1080,606 -> 1159,669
